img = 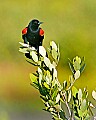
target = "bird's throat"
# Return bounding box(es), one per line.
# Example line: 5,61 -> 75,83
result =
30,27 -> 39,33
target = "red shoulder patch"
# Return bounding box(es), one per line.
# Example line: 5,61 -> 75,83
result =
22,27 -> 28,35
39,28 -> 44,36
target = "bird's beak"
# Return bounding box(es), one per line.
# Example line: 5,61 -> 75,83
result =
38,22 -> 43,25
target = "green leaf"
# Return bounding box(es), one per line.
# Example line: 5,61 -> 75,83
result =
57,44 -> 60,61
40,96 -> 48,102
92,90 -> 96,100
78,109 -> 83,117
82,88 -> 88,99
39,86 -> 49,96
68,59 -> 75,73
30,51 -> 38,62
63,80 -> 67,90
26,59 -> 38,66
72,86 -> 78,97
30,82 -> 39,89
51,84 -> 58,100
80,56 -> 85,66
46,70 -> 51,85
59,110 -> 66,120
80,63 -> 86,73
74,116 -> 80,120
69,75 -> 74,86
44,82 -> 50,89
49,100 -> 55,106
30,73 -> 37,83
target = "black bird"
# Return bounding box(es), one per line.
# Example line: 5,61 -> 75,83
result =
22,19 -> 44,58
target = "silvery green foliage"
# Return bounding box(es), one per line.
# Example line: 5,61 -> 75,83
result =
19,41 -> 96,120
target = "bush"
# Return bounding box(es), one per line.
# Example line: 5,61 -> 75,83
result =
19,41 -> 96,120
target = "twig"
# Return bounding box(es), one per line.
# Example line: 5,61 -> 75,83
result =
67,79 -> 77,91
61,92 -> 74,120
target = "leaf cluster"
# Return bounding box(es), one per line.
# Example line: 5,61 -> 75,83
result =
19,41 -> 96,120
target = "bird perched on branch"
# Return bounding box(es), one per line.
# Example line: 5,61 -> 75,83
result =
22,19 -> 44,58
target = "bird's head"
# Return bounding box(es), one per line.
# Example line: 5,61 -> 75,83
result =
29,19 -> 43,30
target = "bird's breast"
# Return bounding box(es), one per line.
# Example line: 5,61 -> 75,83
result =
26,28 -> 40,45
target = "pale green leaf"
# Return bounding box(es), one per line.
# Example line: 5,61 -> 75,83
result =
81,99 -> 87,112
38,67 -> 42,73
78,89 -> 82,100
52,61 -> 57,67
73,56 -> 81,64
50,41 -> 57,51
68,90 -> 72,102
74,70 -> 80,80
76,56 -> 81,64
52,49 -> 58,60
54,104 -> 61,111
56,93 -> 60,103
39,73 -> 42,85
49,63 -> 55,71
19,42 -> 29,47
53,68 -> 57,79
73,61 -> 81,71
44,57 -> 51,68
30,51 -> 38,62
19,48 -> 29,53
39,46 -> 46,57
38,68 -> 42,85
92,90 -> 96,100
90,103 -> 95,108
69,75 -> 74,85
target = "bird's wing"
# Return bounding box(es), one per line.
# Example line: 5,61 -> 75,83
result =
22,27 -> 28,35
39,28 -> 44,36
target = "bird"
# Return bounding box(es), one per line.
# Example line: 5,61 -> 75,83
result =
22,19 -> 44,58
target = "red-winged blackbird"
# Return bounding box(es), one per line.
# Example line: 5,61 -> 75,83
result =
22,19 -> 44,58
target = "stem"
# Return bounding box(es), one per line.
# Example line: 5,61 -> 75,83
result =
67,79 -> 77,91
61,92 -> 73,119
